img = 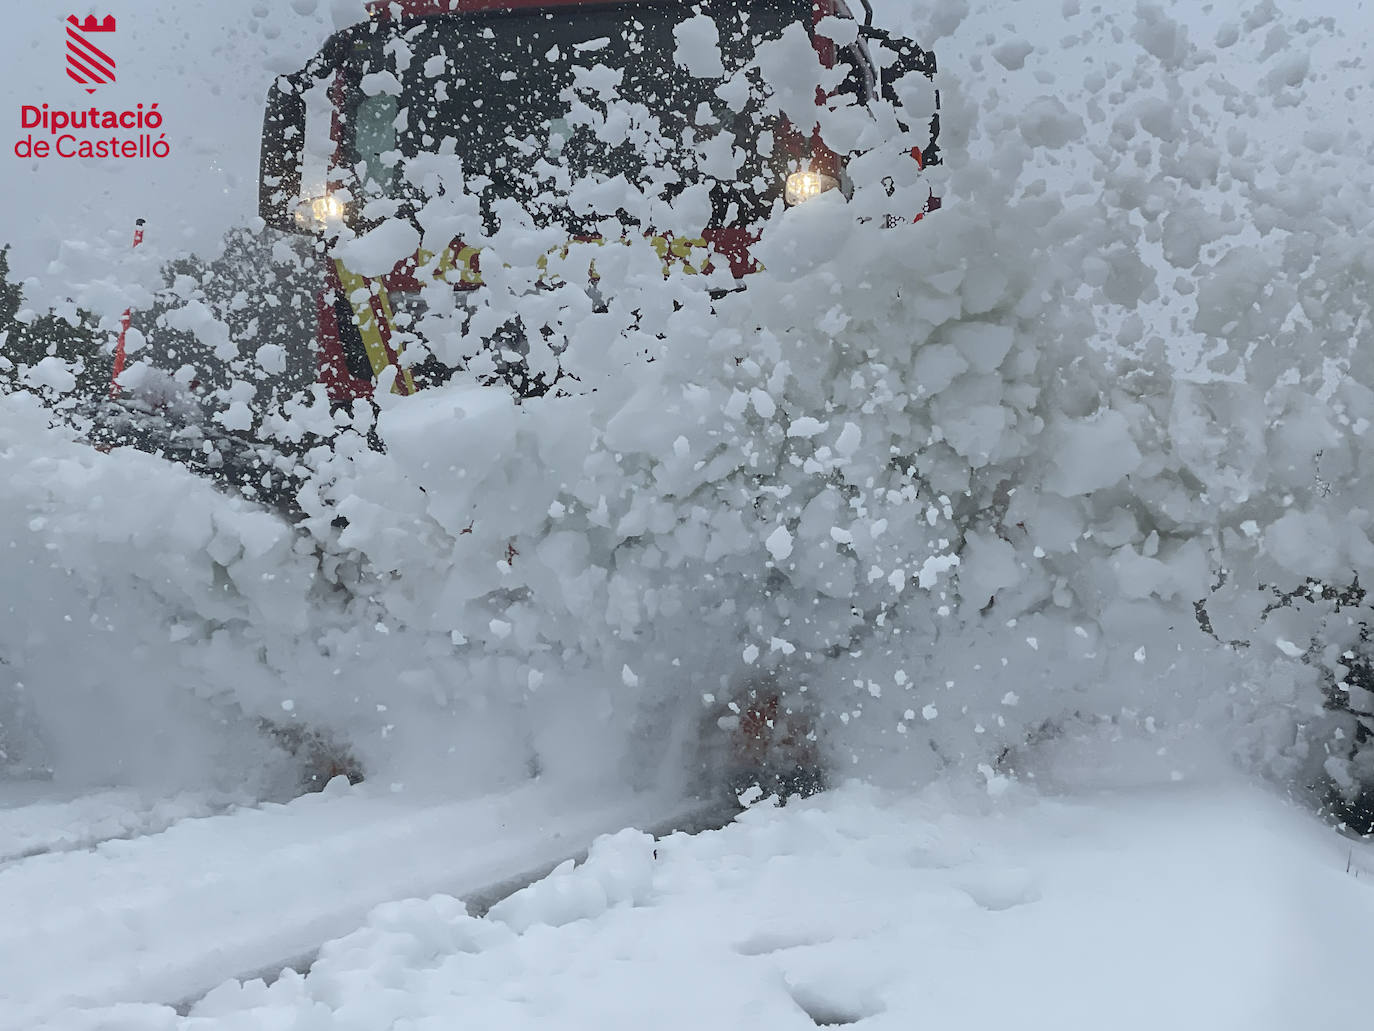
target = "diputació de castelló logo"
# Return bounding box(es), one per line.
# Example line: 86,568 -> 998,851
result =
14,14 -> 170,160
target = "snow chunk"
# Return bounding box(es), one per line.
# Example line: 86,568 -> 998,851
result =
360,70 -> 402,97
947,321 -> 1015,374
335,219 -> 421,278
1132,4 -> 1191,68
20,356 -> 76,394
673,14 -> 724,79
1018,97 -> 1085,149
918,552 -> 960,590
1262,511 -> 1374,582
255,343 -> 286,375
121,327 -> 147,356
1263,53 -> 1309,93
959,531 -> 1021,608
215,401 -> 253,433
978,762 -> 1011,797
992,40 -> 1034,71
766,526 -> 794,561
815,16 -> 859,47
834,422 -> 861,457
913,345 -> 969,394
1043,411 -> 1142,496
1275,639 -> 1304,660
1325,755 -> 1357,792
752,24 -> 832,127
488,828 -> 657,933
749,388 -> 776,420
787,417 -> 829,439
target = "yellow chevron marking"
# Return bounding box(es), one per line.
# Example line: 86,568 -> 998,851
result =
335,236 -> 711,392
333,259 -> 415,395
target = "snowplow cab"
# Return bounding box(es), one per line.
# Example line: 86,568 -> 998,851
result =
258,0 -> 940,404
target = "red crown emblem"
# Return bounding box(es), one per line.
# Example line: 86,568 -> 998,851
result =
66,14 -> 117,94
68,14 -> 116,32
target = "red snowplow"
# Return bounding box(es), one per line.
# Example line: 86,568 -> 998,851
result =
257,0 -> 939,799
259,0 -> 939,406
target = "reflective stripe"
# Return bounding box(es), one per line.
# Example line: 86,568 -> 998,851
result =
416,236 -> 711,287
649,235 -> 710,274
333,235 -> 714,394
333,259 -> 416,395
420,243 -> 482,285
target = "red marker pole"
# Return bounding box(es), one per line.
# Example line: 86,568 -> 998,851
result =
109,218 -> 146,399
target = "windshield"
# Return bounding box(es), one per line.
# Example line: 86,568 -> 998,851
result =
336,1 -> 812,232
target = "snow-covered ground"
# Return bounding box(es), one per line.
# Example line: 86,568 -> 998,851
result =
26,778 -> 1374,1030
0,779 -> 707,1028
0,785 -> 232,865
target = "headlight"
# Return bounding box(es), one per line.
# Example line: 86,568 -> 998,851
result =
785,171 -> 840,206
293,193 -> 345,232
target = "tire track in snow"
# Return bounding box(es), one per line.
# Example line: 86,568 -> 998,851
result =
0,781 -> 737,1028
169,797 -> 740,1016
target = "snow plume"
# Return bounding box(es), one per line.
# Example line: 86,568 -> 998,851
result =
0,391 -> 310,791
3,0 -> 1374,804
0,387 -> 539,794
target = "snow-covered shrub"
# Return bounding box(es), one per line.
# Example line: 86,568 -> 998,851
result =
0,247 -> 106,404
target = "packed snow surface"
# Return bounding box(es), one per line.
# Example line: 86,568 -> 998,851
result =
31,779 -> 1374,1030
0,780 -> 688,1028
0,787 -> 231,864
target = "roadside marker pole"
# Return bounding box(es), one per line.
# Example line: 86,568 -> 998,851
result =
109,217 -> 146,399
